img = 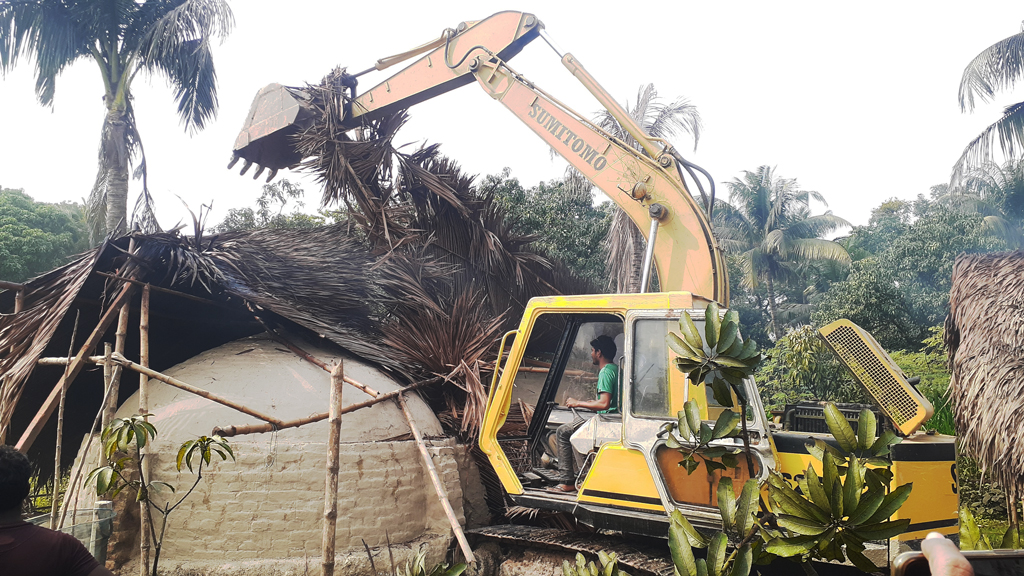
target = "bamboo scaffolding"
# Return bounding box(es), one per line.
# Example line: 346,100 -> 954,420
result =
0,279 -> 25,314
321,363 -> 344,576
397,393 -> 475,564
211,377 -> 441,438
15,280 -> 136,452
139,285 -> 151,576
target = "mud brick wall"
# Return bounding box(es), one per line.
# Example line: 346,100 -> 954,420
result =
149,436 -> 467,562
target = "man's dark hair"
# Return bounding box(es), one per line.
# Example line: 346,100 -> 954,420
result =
0,445 -> 32,512
591,335 -> 617,361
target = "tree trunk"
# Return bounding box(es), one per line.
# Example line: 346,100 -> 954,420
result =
101,107 -> 130,239
766,275 -> 780,340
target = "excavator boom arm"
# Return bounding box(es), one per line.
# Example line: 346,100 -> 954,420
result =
230,10 -> 727,302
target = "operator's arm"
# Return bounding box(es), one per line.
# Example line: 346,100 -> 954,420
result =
565,392 -> 611,411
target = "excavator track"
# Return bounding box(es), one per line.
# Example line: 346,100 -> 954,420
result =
468,524 -> 675,576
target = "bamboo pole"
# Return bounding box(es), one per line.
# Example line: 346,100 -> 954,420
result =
321,362 -> 344,576
103,297 -> 131,426
111,353 -> 285,427
139,284 -> 151,576
93,271 -> 230,308
14,288 -> 23,314
50,314 -> 78,529
15,281 -> 135,452
0,376 -> 7,444
397,393 -> 475,564
101,344 -> 113,431
212,377 -> 441,438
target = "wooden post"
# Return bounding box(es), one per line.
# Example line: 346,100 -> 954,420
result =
14,288 -> 23,314
15,281 -> 135,452
101,344 -> 113,431
397,394 -> 475,564
139,284 -> 151,576
0,375 -> 7,444
103,297 -> 131,425
321,362 -> 344,576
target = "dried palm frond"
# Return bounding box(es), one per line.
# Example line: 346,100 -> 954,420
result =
946,250 -> 1024,497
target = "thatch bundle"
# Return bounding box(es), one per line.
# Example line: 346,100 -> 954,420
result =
945,250 -> 1024,503
1,67 -> 595,468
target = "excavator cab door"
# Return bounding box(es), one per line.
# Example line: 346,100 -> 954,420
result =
620,308 -> 776,524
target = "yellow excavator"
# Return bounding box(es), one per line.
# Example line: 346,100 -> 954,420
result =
228,9 -> 956,558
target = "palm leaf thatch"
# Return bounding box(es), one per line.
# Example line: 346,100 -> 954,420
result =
945,250 -> 1024,502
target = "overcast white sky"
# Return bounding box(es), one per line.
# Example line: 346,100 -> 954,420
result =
2,1 -> 1024,232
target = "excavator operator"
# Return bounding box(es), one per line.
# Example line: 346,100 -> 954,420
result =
549,335 -> 618,493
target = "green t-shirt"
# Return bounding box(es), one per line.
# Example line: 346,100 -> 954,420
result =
597,363 -> 618,414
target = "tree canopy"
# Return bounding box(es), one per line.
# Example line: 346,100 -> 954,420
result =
0,188 -> 88,282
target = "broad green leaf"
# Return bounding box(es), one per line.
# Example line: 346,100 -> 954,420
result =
97,467 -> 114,495
736,480 -> 759,534
821,535 -> 845,563
717,322 -> 738,356
685,401 -> 701,439
845,543 -> 879,573
669,511 -> 699,576
705,303 -> 721,349
849,519 -> 911,541
706,533 -> 727,576
1001,525 -> 1021,549
669,333 -> 702,359
135,425 -> 147,449
176,442 -> 190,472
866,483 -> 913,524
736,339 -> 757,361
684,458 -> 700,474
846,485 -> 884,525
679,313 -> 705,352
804,466 -> 830,515
843,457 -> 864,514
857,410 -> 876,452
666,435 -> 682,449
717,478 -> 736,531
869,430 -> 901,457
830,475 -> 843,519
676,412 -> 692,439
711,379 -> 733,408
699,423 -> 713,445
768,473 -> 830,524
721,453 -> 740,469
730,544 -> 752,576
670,509 -> 708,547
824,404 -> 857,453
763,537 -> 815,557
775,514 -> 830,536
696,558 -> 708,576
702,447 -> 732,459
705,460 -> 728,474
805,440 -> 825,463
715,355 -> 750,369
822,453 -> 838,496
960,507 -> 989,551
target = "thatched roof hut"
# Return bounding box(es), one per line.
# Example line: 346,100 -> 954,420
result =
945,250 -> 1024,502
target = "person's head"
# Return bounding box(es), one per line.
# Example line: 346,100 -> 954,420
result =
590,335 -> 617,364
0,445 -> 32,513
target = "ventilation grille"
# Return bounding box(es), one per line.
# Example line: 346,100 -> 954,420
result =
818,320 -> 931,435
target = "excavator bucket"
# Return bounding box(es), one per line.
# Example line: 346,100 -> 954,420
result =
228,83 -> 316,181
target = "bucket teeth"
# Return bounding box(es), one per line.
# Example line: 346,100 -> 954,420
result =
266,168 -> 279,183
226,153 -> 241,170
239,159 -> 253,175
253,165 -> 266,180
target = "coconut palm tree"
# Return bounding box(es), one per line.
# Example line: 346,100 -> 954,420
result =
952,22 -> 1024,185
941,159 -> 1024,247
585,84 -> 702,293
0,0 -> 234,243
716,165 -> 851,339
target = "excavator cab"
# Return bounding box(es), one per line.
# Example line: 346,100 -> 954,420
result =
480,292 -> 777,535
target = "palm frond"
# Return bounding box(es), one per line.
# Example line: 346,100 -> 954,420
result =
785,238 -> 852,264
136,0 -> 233,131
959,26 -> 1024,112
951,101 -> 1024,185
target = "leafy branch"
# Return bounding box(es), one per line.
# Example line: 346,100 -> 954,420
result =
86,415 -> 234,576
